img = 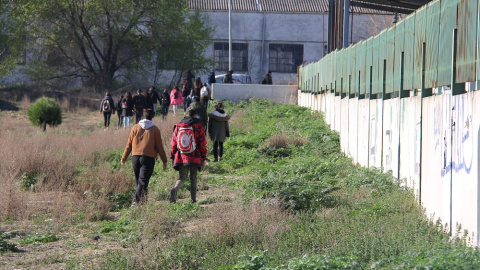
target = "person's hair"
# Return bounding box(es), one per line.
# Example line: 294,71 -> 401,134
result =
149,86 -> 154,91
229,70 -> 234,74
187,108 -> 196,116
193,96 -> 200,102
216,102 -> 223,109
163,88 -> 168,93
105,91 -> 110,96
186,69 -> 191,73
203,83 -> 207,87
137,88 -> 142,93
143,109 -> 155,120
125,92 -> 132,99
173,86 -> 179,91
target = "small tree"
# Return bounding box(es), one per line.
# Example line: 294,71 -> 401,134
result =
27,97 -> 62,131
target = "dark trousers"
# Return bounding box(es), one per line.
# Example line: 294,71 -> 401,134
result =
117,112 -> 123,129
202,97 -> 209,109
131,156 -> 155,204
213,141 -> 224,160
134,108 -> 143,124
103,112 -> 112,128
161,105 -> 169,118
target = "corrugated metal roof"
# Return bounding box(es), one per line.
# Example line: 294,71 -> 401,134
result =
188,0 -> 394,14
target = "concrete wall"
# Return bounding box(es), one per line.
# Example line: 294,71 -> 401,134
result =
298,84 -> 480,246
211,83 -> 297,104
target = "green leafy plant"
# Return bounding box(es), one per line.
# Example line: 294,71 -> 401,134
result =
20,234 -> 59,244
27,97 -> 62,131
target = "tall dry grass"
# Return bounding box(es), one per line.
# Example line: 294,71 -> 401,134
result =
0,107 -> 182,224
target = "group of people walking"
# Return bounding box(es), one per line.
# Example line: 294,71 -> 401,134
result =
112,70 -> 228,206
120,101 -> 230,205
99,81 -> 211,130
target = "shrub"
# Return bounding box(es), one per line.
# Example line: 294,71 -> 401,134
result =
27,97 -> 62,131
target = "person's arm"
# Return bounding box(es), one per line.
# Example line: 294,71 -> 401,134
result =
121,127 -> 136,165
154,127 -> 168,170
170,125 -> 178,160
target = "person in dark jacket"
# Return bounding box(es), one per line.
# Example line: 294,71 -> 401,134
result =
193,77 -> 203,97
143,90 -> 153,111
160,88 -> 171,120
148,86 -> 161,113
261,71 -> 273,85
208,102 -> 230,162
116,95 -> 124,129
184,69 -> 195,87
169,108 -> 207,203
99,91 -> 115,130
121,109 -> 168,206
207,69 -> 216,86
223,70 -> 234,83
122,92 -> 134,129
187,96 -> 207,129
133,89 -> 146,124
182,76 -> 192,112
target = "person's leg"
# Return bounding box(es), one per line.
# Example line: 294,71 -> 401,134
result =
170,166 -> 188,203
135,156 -> 155,204
153,103 -> 158,114
106,112 -> 111,128
131,156 -> 141,204
189,166 -> 198,203
103,112 -> 108,128
117,114 -> 122,129
213,141 -> 219,161
172,105 -> 178,116
219,141 -> 224,160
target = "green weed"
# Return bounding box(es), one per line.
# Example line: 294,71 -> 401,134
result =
20,233 -> 59,244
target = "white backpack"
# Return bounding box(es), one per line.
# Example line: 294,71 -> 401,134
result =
200,86 -> 208,97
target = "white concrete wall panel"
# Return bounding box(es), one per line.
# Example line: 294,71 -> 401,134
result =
357,99 -> 370,167
399,96 -> 421,196
334,96 -> 341,132
369,100 -> 383,168
348,98 -> 358,162
340,97 -> 349,154
325,93 -> 334,127
383,99 -> 400,177
212,84 -> 298,104
320,93 -> 327,113
421,95 -> 451,228
451,91 -> 478,244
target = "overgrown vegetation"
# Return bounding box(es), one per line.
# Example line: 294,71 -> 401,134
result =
1,98 -> 479,269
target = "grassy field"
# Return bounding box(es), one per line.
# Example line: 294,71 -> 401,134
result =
0,97 -> 479,269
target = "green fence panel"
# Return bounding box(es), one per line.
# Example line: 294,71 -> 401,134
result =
414,6 -> 427,89
456,0 -> 478,83
372,35 -> 380,95
357,41 -> 366,95
403,13 -> 415,90
386,28 -> 395,94
351,45 -> 357,95
377,30 -> 387,95
335,50 -> 341,94
366,37 -> 373,95
394,21 -> 405,92
438,0 -> 458,86
343,48 -> 349,94
425,0 -> 440,88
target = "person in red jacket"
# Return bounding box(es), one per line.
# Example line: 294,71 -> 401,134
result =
169,108 -> 207,203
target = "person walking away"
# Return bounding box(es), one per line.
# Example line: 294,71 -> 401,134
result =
148,86 -> 161,113
193,77 -> 203,97
160,88 -> 171,120
208,102 -> 230,162
261,71 -> 273,85
187,96 -> 207,129
122,92 -> 134,129
184,69 -> 195,87
170,86 -> 183,116
200,83 -> 211,109
223,70 -> 234,83
143,90 -> 153,111
170,108 -> 207,203
99,91 -> 115,130
182,76 -> 192,112
116,95 -> 124,129
133,89 -> 146,124
207,69 -> 216,86
121,109 -> 167,205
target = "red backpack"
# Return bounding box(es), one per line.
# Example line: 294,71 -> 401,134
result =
177,126 -> 196,154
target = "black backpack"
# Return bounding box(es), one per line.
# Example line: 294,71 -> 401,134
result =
103,99 -> 111,112
174,91 -> 179,99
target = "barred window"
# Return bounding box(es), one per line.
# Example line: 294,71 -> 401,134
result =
214,42 -> 248,71
269,44 -> 304,73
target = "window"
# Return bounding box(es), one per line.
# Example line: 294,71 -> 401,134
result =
214,42 -> 248,71
269,44 -> 304,73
